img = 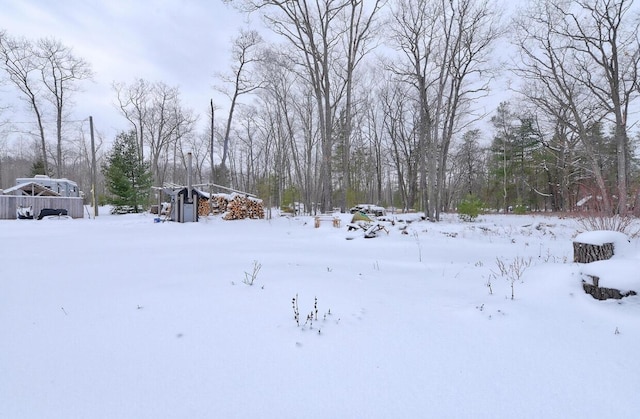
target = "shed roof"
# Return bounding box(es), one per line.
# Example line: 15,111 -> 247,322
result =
2,182 -> 62,197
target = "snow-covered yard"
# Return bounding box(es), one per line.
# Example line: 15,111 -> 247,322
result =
1,211 -> 639,418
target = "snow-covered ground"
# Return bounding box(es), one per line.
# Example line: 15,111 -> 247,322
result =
2,210 -> 639,419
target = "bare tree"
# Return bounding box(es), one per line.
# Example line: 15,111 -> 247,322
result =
379,77 -> 420,211
113,80 -> 197,186
225,0 -> 383,212
114,78 -> 150,161
452,129 -> 484,197
335,0 -> 385,211
0,33 -> 50,174
387,0 -> 500,220
564,0 -> 640,214
216,29 -> 263,187
145,83 -> 196,186
36,38 -> 93,178
514,0 -> 640,214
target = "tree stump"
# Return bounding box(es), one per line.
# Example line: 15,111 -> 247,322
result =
573,241 -> 614,263
582,274 -> 637,300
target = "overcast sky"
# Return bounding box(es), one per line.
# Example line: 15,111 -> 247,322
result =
0,0 -> 526,147
1,0 -> 256,140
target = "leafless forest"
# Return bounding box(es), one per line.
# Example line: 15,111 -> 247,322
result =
1,0 -> 639,217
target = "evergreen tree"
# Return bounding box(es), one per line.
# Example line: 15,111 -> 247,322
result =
102,130 -> 152,213
29,159 -> 48,177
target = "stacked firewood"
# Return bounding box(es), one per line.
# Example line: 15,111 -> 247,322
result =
197,199 -> 211,216
212,194 -> 229,213
223,194 -> 265,220
192,192 -> 264,219
197,194 -> 230,216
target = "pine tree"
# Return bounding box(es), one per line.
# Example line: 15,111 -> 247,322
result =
29,159 -> 48,177
102,130 -> 152,213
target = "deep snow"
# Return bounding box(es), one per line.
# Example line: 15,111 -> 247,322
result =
1,210 -> 639,419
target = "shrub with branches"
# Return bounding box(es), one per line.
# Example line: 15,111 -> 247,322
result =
492,256 -> 532,300
577,213 -> 640,238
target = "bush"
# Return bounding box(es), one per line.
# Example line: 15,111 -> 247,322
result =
577,213 -> 640,238
514,199 -> 527,215
458,194 -> 483,222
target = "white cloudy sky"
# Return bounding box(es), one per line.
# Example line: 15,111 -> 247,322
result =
1,0 -> 256,139
0,0 -> 527,144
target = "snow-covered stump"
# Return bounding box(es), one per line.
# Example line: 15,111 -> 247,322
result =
573,241 -> 614,263
581,274 -> 637,300
574,231 -> 637,300
573,230 -> 627,263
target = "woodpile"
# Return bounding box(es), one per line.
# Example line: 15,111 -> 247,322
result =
197,199 -> 210,217
198,194 -> 229,216
189,191 -> 264,220
212,194 -> 229,213
223,194 -> 265,220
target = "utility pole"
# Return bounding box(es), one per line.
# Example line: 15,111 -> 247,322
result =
210,99 -> 215,184
89,116 -> 98,217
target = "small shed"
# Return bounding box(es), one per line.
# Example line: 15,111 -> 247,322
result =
162,186 -> 199,223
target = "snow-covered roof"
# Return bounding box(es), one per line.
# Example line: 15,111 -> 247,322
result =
2,182 -> 62,197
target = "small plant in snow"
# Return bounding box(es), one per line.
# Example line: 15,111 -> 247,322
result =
243,260 -> 262,286
492,256 -> 532,300
486,273 -> 495,295
314,297 -> 318,320
292,295 -> 330,332
413,230 -> 423,262
292,294 -> 300,326
494,258 -> 509,277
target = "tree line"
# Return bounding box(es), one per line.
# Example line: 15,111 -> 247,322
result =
1,0 -> 639,218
